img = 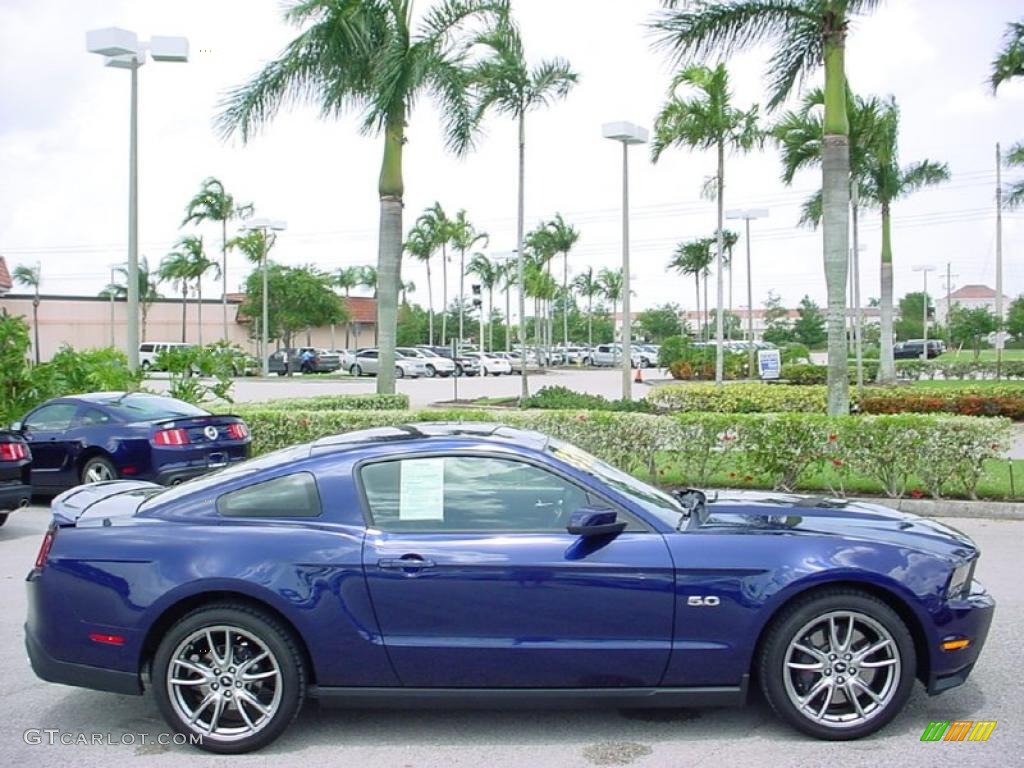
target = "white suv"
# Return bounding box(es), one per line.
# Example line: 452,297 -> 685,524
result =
139,342 -> 194,371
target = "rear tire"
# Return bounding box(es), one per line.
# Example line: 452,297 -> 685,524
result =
81,456 -> 117,485
350,365 -> 362,377
152,603 -> 305,754
425,364 -> 436,378
395,366 -> 405,379
758,589 -> 915,741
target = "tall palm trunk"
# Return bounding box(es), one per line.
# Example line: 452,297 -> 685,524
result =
31,296 -> 40,365
504,283 -> 511,353
222,219 -> 229,342
344,288 -> 351,348
714,140 -> 725,385
441,243 -> 449,345
562,253 -> 569,347
181,285 -> 188,343
822,33 -> 851,414
487,287 -> 495,352
197,277 -> 204,346
587,293 -> 593,348
516,111 -> 528,400
425,261 -> 434,345
878,202 -> 895,384
375,112 -> 404,395
694,273 -> 700,337
702,272 -> 708,341
458,247 -> 465,348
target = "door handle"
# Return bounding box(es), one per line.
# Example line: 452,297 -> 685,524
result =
378,556 -> 436,569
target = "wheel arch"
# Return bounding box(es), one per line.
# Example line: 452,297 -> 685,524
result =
139,589 -> 317,687
750,579 -> 931,686
76,446 -> 115,476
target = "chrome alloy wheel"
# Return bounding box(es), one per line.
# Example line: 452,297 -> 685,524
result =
83,462 -> 114,483
782,610 -> 901,729
167,625 -> 282,742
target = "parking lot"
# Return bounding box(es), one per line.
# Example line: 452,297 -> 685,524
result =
1,506 -> 1019,767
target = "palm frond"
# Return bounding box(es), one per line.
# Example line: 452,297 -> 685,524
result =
763,17 -> 822,110
991,20 -> 1024,92
899,160 -> 950,195
526,58 -> 578,108
1007,180 -> 1024,210
797,189 -> 823,229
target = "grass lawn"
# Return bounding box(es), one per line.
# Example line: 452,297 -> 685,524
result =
655,456 -> 1024,501
937,349 -> 1024,362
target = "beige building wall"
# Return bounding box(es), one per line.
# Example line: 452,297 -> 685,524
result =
0,295 -> 375,361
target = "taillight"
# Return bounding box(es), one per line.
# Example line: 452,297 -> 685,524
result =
0,442 -> 27,461
226,423 -> 249,440
35,526 -> 56,569
153,428 -> 190,446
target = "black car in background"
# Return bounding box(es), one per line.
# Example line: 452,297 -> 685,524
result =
894,339 -> 943,359
0,431 -> 31,525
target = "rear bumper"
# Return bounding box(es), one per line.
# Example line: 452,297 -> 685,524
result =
25,624 -> 141,696
153,449 -> 249,486
0,482 -> 31,512
926,581 -> 995,695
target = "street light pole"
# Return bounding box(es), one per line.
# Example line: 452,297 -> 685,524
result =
913,265 -> 935,362
241,218 -> 287,377
726,208 -> 768,377
602,121 -> 648,401
87,28 -> 189,371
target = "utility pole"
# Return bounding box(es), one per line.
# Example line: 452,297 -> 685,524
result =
996,142 -> 1004,378
942,263 -> 958,345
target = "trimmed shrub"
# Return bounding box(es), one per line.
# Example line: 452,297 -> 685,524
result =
522,386 -> 652,413
858,386 -> 1024,421
649,383 -> 827,414
781,363 -> 827,385
244,393 -> 410,412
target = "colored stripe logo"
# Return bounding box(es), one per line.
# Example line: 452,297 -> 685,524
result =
921,720 -> 996,742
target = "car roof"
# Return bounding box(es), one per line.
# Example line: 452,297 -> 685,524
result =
310,422 -> 550,454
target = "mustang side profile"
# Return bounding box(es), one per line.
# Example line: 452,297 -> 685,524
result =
25,424 -> 993,753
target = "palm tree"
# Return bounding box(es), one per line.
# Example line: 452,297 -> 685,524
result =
181,177 -> 253,342
991,20 -> 1024,91
227,228 -> 276,265
403,222 -> 436,344
449,210 -> 488,348
177,235 -> 220,347
334,266 -> 362,348
1006,144 -> 1024,209
103,256 -> 162,342
358,265 -> 378,297
497,259 -> 517,352
525,224 -> 558,363
470,15 -> 577,397
12,263 -> 41,363
860,99 -> 949,383
652,63 -> 759,383
418,203 -> 453,344
541,214 -> 579,347
467,252 -> 499,351
669,239 -> 713,339
573,266 -> 600,348
651,0 -> 884,413
598,267 -> 624,339
400,279 -> 415,305
160,249 -> 193,343
720,228 -> 739,330
218,0 -> 501,395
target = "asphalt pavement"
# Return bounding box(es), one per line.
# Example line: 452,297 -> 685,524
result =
1,507 -> 1019,767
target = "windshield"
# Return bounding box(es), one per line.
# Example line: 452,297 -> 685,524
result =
101,394 -> 208,421
546,437 -> 685,528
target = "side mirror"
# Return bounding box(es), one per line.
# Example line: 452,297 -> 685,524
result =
10,421 -> 22,432
567,507 -> 627,537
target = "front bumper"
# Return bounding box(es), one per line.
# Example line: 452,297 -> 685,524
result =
926,580 -> 995,695
25,623 -> 141,695
0,482 -> 31,512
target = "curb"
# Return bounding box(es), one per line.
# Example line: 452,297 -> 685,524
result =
854,496 -> 1024,521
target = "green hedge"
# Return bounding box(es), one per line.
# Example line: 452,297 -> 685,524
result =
231,407 -> 1009,500
521,386 -> 653,412
647,382 -> 1024,420
238,393 -> 410,412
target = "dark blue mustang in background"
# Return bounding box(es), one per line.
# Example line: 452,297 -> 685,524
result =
25,424 -> 994,753
13,392 -> 250,491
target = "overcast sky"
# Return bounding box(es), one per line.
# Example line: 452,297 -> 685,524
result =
2,0 -> 1023,318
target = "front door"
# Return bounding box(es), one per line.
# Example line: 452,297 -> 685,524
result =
359,454 -> 674,688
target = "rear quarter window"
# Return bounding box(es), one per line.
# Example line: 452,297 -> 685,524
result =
216,472 -> 322,518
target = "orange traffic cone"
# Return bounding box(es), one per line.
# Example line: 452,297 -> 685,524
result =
634,366 -> 643,384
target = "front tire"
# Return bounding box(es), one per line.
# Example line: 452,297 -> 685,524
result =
758,589 -> 915,741
81,456 -> 117,484
395,366 -> 405,379
425,364 -> 436,378
350,364 -> 362,377
152,603 -> 305,755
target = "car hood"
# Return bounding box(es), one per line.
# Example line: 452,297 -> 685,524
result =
698,490 -> 977,560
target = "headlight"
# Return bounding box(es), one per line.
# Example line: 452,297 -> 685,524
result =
947,561 -> 974,600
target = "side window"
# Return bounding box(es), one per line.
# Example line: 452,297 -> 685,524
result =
24,404 -> 78,431
140,343 -> 154,353
78,408 -> 112,426
217,472 -> 321,518
361,456 -> 624,533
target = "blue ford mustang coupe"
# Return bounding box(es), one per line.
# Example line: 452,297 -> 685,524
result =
13,392 -> 251,491
25,424 -> 993,753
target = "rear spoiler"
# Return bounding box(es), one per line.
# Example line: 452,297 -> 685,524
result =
51,480 -> 161,526
150,414 -> 242,427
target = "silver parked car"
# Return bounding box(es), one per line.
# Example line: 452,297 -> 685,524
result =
348,349 -> 426,378
399,347 -> 455,378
